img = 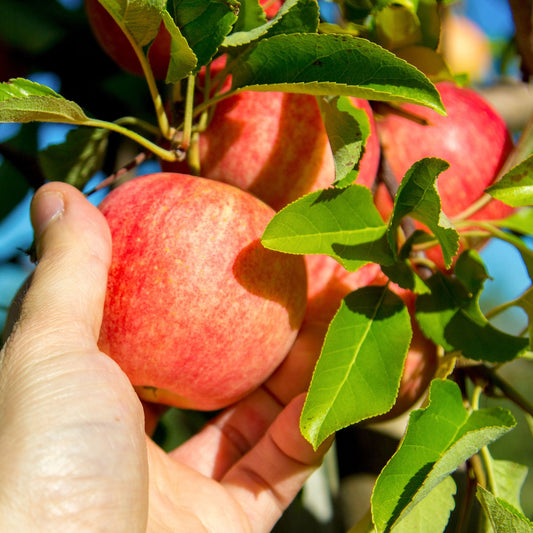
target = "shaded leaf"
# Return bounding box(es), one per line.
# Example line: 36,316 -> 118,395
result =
39,127 -> 109,190
0,161 -> 30,222
371,379 -> 516,533
231,33 -> 445,112
416,252 -> 529,361
388,157 -> 459,268
317,95 -> 370,187
172,0 -> 238,71
224,0 -> 319,48
231,0 -> 268,33
300,286 -> 412,449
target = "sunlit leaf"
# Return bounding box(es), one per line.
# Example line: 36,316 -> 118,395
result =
371,379 -> 516,532
390,475 -> 456,533
231,33 -> 445,112
301,286 -> 412,449
493,208 -> 533,235
161,9 -> 198,81
486,155 -> 533,207
477,486 -> 533,533
39,127 -> 109,190
261,185 -> 393,271
0,79 -> 90,124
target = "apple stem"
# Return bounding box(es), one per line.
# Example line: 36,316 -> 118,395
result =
113,24 -> 173,140
180,74 -> 196,152
464,220 -> 531,257
484,297 -> 520,321
193,88 -> 240,120
81,118 -> 181,162
115,116 -> 162,137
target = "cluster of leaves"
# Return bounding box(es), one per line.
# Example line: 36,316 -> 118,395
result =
1,0 -> 533,531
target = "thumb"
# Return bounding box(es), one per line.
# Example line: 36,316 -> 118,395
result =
8,182 -> 112,348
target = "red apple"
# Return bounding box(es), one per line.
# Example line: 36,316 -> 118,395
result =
376,81 -> 515,268
97,172 -> 308,411
304,256 -> 381,327
164,91 -> 380,211
85,0 -> 171,79
262,0 -> 284,18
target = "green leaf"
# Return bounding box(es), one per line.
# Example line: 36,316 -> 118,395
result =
97,1 -> 196,81
39,127 -> 109,190
161,9 -> 198,82
261,185 -> 393,271
477,486 -> 533,533
494,208 -> 533,236
0,79 -> 90,124
317,95 -> 371,187
371,379 -> 516,533
230,33 -> 445,112
172,0 -> 238,71
300,286 -> 412,449
390,476 -> 457,533
416,252 -> 529,361
223,0 -> 319,48
486,155 -> 533,208
98,0 -> 166,46
383,230 -> 433,295
231,0 -> 268,33
489,459 -> 529,514
388,158 -> 459,269
381,259 -> 431,295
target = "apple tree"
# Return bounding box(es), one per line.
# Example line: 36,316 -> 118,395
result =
1,0 -> 533,531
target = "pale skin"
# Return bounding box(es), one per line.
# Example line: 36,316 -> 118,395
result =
0,182 -> 331,532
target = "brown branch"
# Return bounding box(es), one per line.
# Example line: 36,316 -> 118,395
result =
508,0 -> 533,81
84,151 -> 152,197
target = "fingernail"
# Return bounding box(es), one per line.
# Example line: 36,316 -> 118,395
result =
31,190 -> 65,241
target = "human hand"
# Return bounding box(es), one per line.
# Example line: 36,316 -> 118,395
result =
0,182 -> 331,533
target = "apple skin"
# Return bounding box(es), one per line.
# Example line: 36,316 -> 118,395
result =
85,0 -> 171,80
97,172 -> 308,411
376,81 -> 515,268
304,256 -> 381,327
164,91 -> 380,211
262,0 -> 284,18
